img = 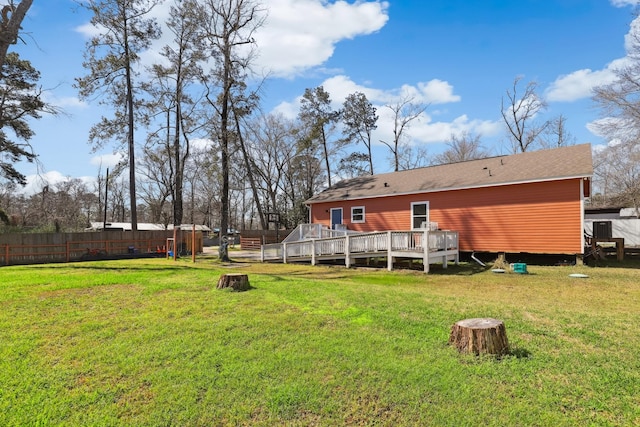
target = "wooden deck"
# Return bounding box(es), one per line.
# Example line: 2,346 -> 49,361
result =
261,229 -> 459,273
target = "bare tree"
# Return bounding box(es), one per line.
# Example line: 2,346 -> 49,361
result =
234,108 -> 271,230
380,96 -> 427,171
397,144 -> 429,170
0,0 -> 32,69
76,0 -> 161,231
540,114 -> 576,149
592,142 -> 640,213
201,0 -> 263,260
284,125 -> 325,226
592,21 -> 640,145
188,142 -> 221,230
432,131 -> 488,165
138,145 -> 173,225
501,76 -> 548,153
590,18 -> 640,212
146,0 -> 207,226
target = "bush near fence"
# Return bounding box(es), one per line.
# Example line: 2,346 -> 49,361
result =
0,230 -> 204,266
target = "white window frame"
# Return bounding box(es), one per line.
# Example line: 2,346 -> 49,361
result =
411,201 -> 429,230
351,206 -> 365,223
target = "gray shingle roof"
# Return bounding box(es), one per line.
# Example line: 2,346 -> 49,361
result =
306,143 -> 593,204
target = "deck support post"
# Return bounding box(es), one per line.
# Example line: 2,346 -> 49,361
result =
311,239 -> 316,265
282,242 -> 287,264
386,231 -> 393,271
423,230 -> 430,273
453,232 -> 460,265
442,231 -> 448,269
345,235 -> 351,268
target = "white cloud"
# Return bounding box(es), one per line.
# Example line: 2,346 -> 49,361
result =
546,11 -> 640,103
399,80 -> 461,105
191,138 -> 213,150
21,171 -> 66,195
376,112 -> 500,145
75,0 -> 389,79
271,75 -> 496,145
256,0 -> 389,77
271,100 -> 299,119
292,75 -> 461,110
610,0 -> 640,6
545,68 -> 616,102
75,22 -> 101,38
46,95 -> 87,109
90,152 -> 124,169
19,171 -> 94,195
321,75 -> 385,103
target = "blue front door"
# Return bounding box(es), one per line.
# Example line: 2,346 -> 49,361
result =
331,208 -> 343,230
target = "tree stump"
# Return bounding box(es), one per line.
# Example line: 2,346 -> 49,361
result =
217,274 -> 250,291
449,318 -> 509,356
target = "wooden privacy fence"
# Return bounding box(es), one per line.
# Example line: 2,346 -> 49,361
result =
0,229 -> 204,266
239,229 -> 292,250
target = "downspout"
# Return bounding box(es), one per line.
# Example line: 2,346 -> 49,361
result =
471,252 -> 486,267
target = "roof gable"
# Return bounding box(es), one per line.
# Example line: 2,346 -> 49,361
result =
306,144 -> 593,204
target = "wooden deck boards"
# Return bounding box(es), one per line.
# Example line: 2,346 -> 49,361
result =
261,230 -> 459,273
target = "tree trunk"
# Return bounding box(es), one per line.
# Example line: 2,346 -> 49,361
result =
449,318 -> 509,356
217,273 -> 250,291
0,1 -> 33,70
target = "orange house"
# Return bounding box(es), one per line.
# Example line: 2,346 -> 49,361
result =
306,144 -> 593,256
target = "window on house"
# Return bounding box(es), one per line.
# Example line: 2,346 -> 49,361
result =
411,202 -> 429,229
351,206 -> 365,223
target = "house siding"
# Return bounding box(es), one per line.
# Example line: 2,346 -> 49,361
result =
310,179 -> 583,254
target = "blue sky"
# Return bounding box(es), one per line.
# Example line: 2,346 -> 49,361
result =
13,0 -> 640,192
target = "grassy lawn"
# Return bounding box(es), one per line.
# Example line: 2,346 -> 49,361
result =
1,255 -> 639,426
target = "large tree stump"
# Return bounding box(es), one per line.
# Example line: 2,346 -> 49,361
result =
449,318 -> 509,356
217,274 -> 250,291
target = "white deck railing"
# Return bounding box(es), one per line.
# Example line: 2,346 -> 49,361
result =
262,229 -> 459,273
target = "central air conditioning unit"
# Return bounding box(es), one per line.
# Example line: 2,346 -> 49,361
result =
592,221 -> 612,239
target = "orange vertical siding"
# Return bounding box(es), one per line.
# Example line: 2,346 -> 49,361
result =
310,179 -> 584,254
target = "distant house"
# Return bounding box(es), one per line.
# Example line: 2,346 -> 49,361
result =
305,144 -> 593,257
